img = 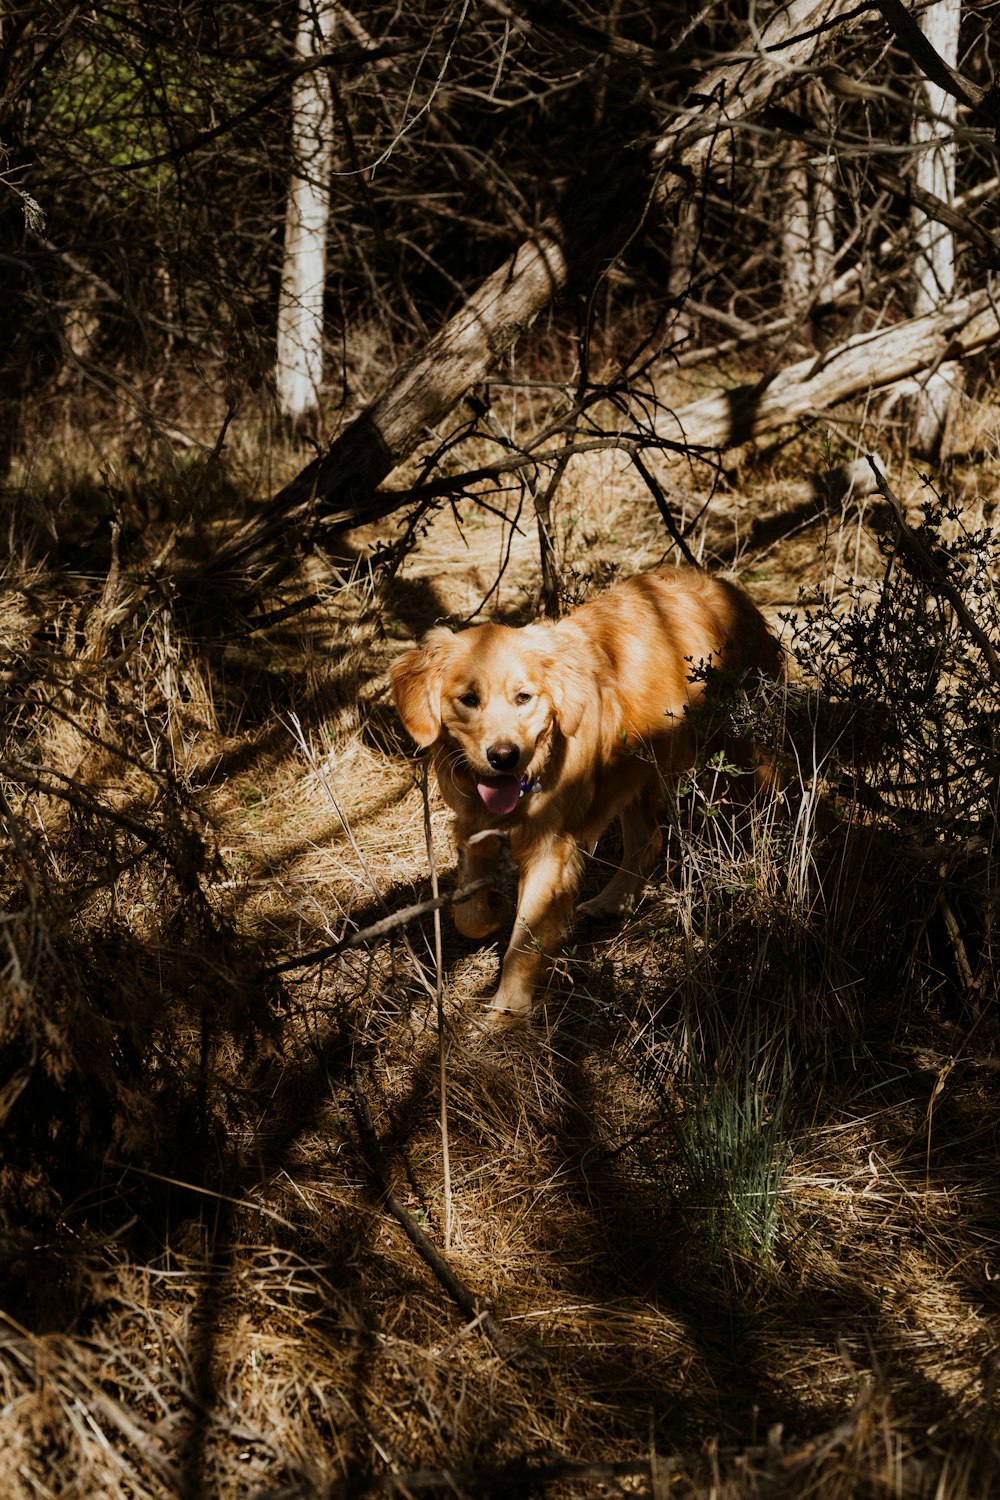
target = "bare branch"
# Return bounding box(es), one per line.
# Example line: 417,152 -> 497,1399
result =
865,456 -> 1000,688
871,0 -> 998,119
198,0 -> 867,591
113,42 -> 417,174
763,104 -> 1000,260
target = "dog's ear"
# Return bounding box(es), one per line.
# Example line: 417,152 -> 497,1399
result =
522,625 -> 592,739
550,648 -> 592,738
390,628 -> 455,747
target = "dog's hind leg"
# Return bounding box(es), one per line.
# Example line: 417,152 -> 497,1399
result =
577,783 -> 662,921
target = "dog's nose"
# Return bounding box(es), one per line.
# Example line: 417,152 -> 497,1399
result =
486,742 -> 521,773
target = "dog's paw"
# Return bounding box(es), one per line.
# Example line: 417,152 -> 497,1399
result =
484,983 -> 535,1027
483,1004 -> 529,1030
577,891 -> 632,924
454,888 -> 509,940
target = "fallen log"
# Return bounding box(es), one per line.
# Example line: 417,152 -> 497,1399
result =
200,0 -> 864,590
655,290 -> 1000,452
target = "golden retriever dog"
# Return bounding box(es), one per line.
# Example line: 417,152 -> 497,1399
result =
391,567 -> 781,1022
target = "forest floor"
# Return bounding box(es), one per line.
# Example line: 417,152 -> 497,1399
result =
2,399 -> 999,1498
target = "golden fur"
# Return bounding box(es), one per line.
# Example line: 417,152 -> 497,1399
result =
391,567 -> 782,1021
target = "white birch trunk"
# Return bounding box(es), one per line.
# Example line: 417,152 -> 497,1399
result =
909,0 -> 962,454
811,125 -> 837,303
668,197 -> 700,345
782,143 -> 815,317
782,88 -> 836,339
275,1 -> 338,423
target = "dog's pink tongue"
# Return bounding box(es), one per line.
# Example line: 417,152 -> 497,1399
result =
477,777 -> 521,815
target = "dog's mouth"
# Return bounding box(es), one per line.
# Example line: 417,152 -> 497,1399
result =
472,771 -> 542,815
474,773 -> 523,816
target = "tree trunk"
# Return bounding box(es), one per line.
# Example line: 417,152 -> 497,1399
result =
908,0 -> 962,457
783,141 -> 814,316
209,0 -> 865,584
781,87 -> 836,341
655,289 -> 1000,451
275,0 -> 338,425
667,196 -> 701,347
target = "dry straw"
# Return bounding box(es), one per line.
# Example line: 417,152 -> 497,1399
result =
1,429 -> 998,1497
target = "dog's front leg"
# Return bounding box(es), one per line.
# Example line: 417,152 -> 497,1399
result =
453,831 -> 509,939
489,835 -> 583,1022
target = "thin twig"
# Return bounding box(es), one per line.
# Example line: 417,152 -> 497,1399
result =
421,759 -> 452,1248
530,447 -> 573,616
630,451 -> 700,567
1,759 -> 163,850
360,434 -> 690,510
266,877 -> 497,975
872,0 -> 993,114
282,716 -> 444,998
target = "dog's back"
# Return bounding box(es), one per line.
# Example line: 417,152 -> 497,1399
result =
548,568 -> 781,771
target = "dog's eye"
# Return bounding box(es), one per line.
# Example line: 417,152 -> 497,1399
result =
458,692 -> 479,709
515,691 -> 533,706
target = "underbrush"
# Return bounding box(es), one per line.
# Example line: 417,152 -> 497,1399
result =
1,453 -> 998,1497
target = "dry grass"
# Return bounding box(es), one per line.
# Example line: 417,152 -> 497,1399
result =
1,401 -> 999,1499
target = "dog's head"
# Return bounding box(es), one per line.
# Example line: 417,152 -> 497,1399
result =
390,621 -> 590,814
